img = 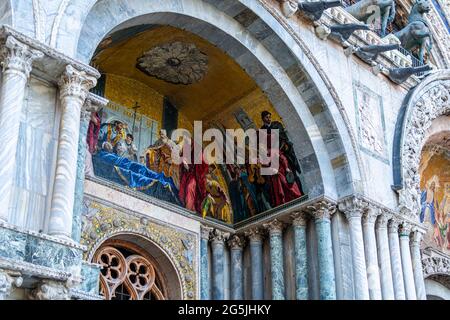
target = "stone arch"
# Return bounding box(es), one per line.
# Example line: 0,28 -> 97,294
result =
88,230 -> 185,300
53,0 -> 365,200
392,70 -> 450,217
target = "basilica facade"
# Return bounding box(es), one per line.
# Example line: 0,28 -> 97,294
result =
0,0 -> 449,300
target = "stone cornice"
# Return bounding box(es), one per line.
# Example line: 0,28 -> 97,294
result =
0,25 -> 100,83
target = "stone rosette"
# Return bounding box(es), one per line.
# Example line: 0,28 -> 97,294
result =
137,41 -> 208,85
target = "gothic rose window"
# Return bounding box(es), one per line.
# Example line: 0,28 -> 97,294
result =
94,244 -> 167,300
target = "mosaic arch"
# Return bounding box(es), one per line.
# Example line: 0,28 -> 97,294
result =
393,70 -> 450,218
54,0 -> 363,197
418,116 -> 450,254
63,0 -> 367,224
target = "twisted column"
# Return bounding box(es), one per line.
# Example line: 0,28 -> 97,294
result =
291,211 -> 309,300
340,198 -> 370,300
48,65 -> 96,239
399,223 -> 417,300
200,226 -> 212,300
228,235 -> 245,300
388,219 -> 406,300
264,219 -> 286,300
375,213 -> 395,300
309,201 -> 337,300
362,206 -> 382,300
410,229 -> 427,300
210,229 -> 229,300
245,228 -> 264,300
0,36 -> 43,222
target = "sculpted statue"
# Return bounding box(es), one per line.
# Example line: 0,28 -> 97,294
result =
345,0 -> 396,36
394,0 -> 433,63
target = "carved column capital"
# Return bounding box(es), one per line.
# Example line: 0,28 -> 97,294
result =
308,200 -> 337,221
388,218 -> 402,234
0,270 -> 22,300
363,205 -> 381,225
244,227 -> 265,243
263,219 -> 285,235
410,229 -> 424,246
376,211 -> 393,229
58,65 -> 97,101
228,235 -> 246,250
339,197 -> 368,220
291,211 -> 309,227
200,226 -> 213,240
0,36 -> 43,78
29,280 -> 70,300
209,229 -> 230,245
399,223 -> 413,238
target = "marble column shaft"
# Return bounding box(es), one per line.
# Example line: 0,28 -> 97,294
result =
399,224 -> 417,300
264,220 -> 285,300
200,227 -> 211,300
246,228 -> 264,300
311,201 -> 336,300
388,219 -> 406,300
292,212 -> 309,300
48,65 -> 96,238
341,199 -> 370,300
410,230 -> 427,300
375,214 -> 395,300
0,36 -> 43,222
210,230 -> 228,300
362,207 -> 382,300
228,235 -> 245,300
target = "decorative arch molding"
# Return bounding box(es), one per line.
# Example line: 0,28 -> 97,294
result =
52,0 -> 367,200
422,255 -> 450,281
81,199 -> 198,300
392,70 -> 450,217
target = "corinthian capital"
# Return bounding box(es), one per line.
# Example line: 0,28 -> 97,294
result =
376,211 -> 392,229
200,225 -> 213,240
308,200 -> 337,221
228,235 -> 246,250
0,36 -> 43,78
263,219 -> 285,235
388,218 -> 402,234
244,227 -> 265,243
58,65 -> 97,101
339,196 -> 368,220
410,229 -> 424,246
28,280 -> 70,300
209,229 -> 230,244
363,205 -> 381,225
291,211 -> 309,227
399,223 -> 413,237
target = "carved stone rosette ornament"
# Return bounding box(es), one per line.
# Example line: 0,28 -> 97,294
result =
137,42 -> 208,85
396,71 -> 450,218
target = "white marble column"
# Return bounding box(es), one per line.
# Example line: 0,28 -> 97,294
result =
48,65 -> 96,238
340,198 -> 370,300
375,213 -> 395,300
399,223 -> 417,300
362,206 -> 382,300
0,36 -> 43,223
410,229 -> 427,300
388,219 -> 406,300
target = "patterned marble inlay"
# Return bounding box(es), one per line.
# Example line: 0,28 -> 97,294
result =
80,197 -> 198,300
